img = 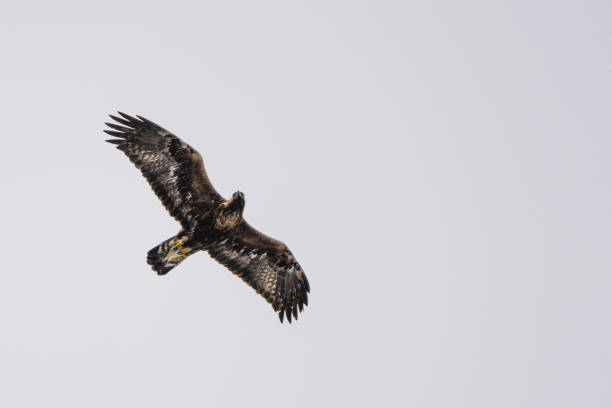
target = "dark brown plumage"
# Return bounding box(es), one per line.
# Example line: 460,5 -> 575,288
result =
104,112 -> 309,323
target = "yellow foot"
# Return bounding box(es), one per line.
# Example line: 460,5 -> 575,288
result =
172,238 -> 185,249
163,238 -> 188,262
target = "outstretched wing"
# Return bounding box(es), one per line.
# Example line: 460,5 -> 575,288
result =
207,222 -> 310,323
104,112 -> 223,228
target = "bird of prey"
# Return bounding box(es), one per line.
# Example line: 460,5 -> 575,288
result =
104,112 -> 309,323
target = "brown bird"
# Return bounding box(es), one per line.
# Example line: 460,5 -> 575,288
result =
104,112 -> 309,323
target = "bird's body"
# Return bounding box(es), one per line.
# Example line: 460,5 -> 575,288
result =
104,112 -> 309,323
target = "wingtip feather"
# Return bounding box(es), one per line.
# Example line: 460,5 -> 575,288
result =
109,114 -> 135,127
136,114 -> 163,129
292,305 -> 298,320
117,111 -> 141,124
103,130 -> 127,138
105,122 -> 133,133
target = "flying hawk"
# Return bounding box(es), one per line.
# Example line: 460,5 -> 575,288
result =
104,112 -> 309,323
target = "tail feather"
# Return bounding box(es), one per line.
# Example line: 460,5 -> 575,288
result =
147,235 -> 197,275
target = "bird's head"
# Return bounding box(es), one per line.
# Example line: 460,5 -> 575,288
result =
216,191 -> 246,230
229,190 -> 245,213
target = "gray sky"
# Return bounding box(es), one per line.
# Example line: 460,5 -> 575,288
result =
1,1 -> 611,407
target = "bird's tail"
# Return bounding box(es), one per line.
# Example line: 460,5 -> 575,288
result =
147,234 -> 198,275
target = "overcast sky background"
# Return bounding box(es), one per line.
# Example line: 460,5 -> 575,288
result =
1,1 -> 611,407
